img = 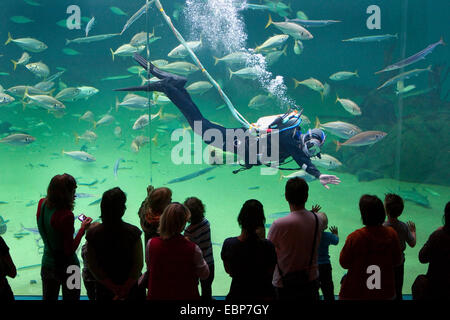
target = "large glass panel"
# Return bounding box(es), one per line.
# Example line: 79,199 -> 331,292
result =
1,0 -> 448,298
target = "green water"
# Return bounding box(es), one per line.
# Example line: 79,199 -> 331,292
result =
0,0 -> 449,297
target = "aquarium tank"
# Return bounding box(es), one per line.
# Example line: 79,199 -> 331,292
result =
0,0 -> 448,298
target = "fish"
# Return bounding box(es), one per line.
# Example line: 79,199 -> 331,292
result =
63,150 -> 96,162
265,14 -> 313,40
78,179 -> 98,187
213,51 -> 249,66
75,193 -> 96,198
264,45 -> 287,66
34,80 -> 55,92
342,34 -> 398,42
24,90 -> 66,112
229,67 -> 261,80
25,62 -> 50,78
248,186 -> 260,190
329,71 -> 359,81
255,34 -> 289,52
423,187 -> 440,197
110,44 -> 145,61
24,0 -> 41,6
168,40 -> 202,58
101,75 -> 133,81
127,66 -> 145,75
335,131 -> 387,151
66,33 -> 120,45
120,1 -> 153,35
62,48 -> 80,56
25,200 -> 37,207
75,86 -> 99,100
284,18 -> 341,28
0,134 -> 35,146
293,40 -> 303,55
74,130 -> 97,143
55,87 -> 81,101
11,52 -> 31,70
296,11 -> 309,20
131,135 -> 151,153
280,170 -> 317,182
117,94 -> 151,111
0,201 -> 9,204
0,92 -> 15,105
166,167 -> 217,184
114,158 -> 124,178
159,62 -> 199,76
336,96 -> 362,116
315,117 -> 362,139
20,223 -> 39,234
377,66 -> 432,90
248,94 -> 274,109
130,29 -> 156,47
395,82 -> 416,95
5,33 -> 47,52
7,85 -> 50,97
396,188 -> 431,208
186,81 -> 213,95
47,70 -> 65,82
89,198 -> 102,206
94,115 -> 115,128
110,6 -> 127,16
375,38 -> 444,74
133,114 -> 150,130
85,17 -> 95,37
293,77 -> 324,93
311,154 -> 343,169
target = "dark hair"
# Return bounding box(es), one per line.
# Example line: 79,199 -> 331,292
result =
384,193 -> 404,218
101,187 -> 126,225
184,197 -> 205,225
285,177 -> 309,206
238,199 -> 265,239
46,173 -> 77,211
359,194 -> 386,226
444,202 -> 450,233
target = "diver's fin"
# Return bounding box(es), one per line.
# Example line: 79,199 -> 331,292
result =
134,53 -> 150,71
113,85 -> 153,92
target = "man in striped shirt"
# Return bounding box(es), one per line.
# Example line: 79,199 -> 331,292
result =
184,197 -> 214,300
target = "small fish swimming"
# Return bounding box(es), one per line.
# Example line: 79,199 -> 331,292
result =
166,167 -> 217,184
110,6 -> 127,16
293,77 -> 324,93
265,14 -> 313,40
280,170 -> 317,182
377,66 -> 432,90
159,62 -> 199,76
329,71 -> 358,81
229,67 -> 261,80
79,111 -> 95,123
255,34 -> 289,52
284,18 -> 341,28
85,17 -> 95,37
11,52 -> 31,70
213,51 -> 249,66
114,158 -> 124,178
101,75 -> 133,81
110,44 -> 145,61
63,150 -> 96,162
336,96 -> 362,116
120,1 -> 153,35
186,81 -> 213,95
342,34 -> 398,43
315,117 -> 362,139
25,62 -> 50,78
130,29 -> 156,47
62,48 -> 80,56
94,114 -> 115,128
5,33 -> 47,52
311,154 -> 343,170
335,131 -> 387,151
66,33 -> 120,45
0,133 -> 35,146
375,38 -> 444,74
168,40 -> 202,58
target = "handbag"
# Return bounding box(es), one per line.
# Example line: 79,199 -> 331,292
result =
277,211 -> 318,288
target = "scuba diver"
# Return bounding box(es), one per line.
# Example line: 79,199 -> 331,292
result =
115,54 -> 341,189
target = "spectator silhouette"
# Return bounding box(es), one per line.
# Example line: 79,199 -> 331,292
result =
339,194 -> 401,300
184,197 -> 215,300
145,202 -> 209,300
221,199 -> 277,301
416,201 -> 450,300
0,236 -> 16,301
316,212 -> 339,301
267,177 -> 323,301
383,193 -> 416,300
138,186 -> 172,244
86,187 -> 144,300
37,173 -> 92,301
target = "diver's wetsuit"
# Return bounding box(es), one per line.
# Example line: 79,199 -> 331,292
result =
115,54 -> 321,178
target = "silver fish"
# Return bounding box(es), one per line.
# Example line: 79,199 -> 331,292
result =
111,44 -> 145,60
186,81 -> 213,95
158,62 -> 199,76
11,52 -> 31,70
85,17 -> 95,37
315,118 -> 361,139
335,131 -> 387,150
342,34 -> 398,43
0,133 -> 35,145
55,87 -> 81,101
94,115 -> 114,128
26,62 -> 49,78
377,66 -> 432,90
5,33 -> 47,52
120,1 -> 155,35
64,151 -> 96,162
266,14 -> 313,40
0,92 -> 15,105
66,33 -> 120,45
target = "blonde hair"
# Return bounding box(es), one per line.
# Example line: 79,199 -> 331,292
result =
158,203 -> 191,239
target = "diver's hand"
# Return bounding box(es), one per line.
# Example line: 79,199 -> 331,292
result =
319,174 -> 341,189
